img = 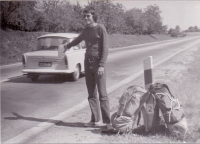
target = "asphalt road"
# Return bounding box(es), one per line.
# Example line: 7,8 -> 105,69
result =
1,36 -> 200,142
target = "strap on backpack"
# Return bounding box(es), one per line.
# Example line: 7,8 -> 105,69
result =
153,84 -> 181,124
137,111 -> 141,126
150,83 -> 179,109
151,98 -> 160,133
126,92 -> 142,127
162,84 -> 176,99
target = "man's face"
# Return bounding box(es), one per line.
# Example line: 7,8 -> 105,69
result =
83,12 -> 94,26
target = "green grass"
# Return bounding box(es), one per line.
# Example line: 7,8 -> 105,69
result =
108,34 -> 176,48
0,29 -> 176,65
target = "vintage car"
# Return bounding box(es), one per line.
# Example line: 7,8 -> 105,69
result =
22,33 -> 86,81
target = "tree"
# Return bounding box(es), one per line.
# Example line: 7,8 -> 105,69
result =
161,25 -> 168,34
168,26 -> 181,37
69,2 -> 85,32
188,26 -> 195,32
1,1 -> 38,31
0,0 -> 168,34
169,29 -> 179,37
144,5 -> 163,34
35,0 -> 74,32
86,0 -> 127,34
194,26 -> 198,32
175,25 -> 181,33
125,8 -> 148,34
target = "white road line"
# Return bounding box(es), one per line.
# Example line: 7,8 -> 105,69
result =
4,41 -> 200,144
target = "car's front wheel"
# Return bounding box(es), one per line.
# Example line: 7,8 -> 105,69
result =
71,64 -> 80,81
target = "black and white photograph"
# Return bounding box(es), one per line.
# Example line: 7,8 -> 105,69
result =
1,0 -> 200,143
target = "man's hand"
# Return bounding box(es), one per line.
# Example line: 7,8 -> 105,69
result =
97,66 -> 104,78
63,44 -> 70,53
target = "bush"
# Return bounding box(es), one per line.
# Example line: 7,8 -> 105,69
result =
170,31 -> 179,37
0,29 -> 49,65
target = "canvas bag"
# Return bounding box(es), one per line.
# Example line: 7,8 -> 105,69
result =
112,85 -> 147,132
111,112 -> 133,133
149,83 -> 185,129
120,85 -> 147,117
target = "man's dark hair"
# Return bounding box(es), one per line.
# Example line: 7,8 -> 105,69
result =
83,8 -> 98,22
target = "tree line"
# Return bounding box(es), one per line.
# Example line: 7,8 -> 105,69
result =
1,0 -> 199,35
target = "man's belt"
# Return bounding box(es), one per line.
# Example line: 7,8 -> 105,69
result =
88,56 -> 100,63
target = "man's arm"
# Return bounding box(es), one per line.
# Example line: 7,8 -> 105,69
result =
64,30 -> 85,51
99,25 -> 109,67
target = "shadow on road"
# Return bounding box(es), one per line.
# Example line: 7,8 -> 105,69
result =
4,112 -> 104,129
3,74 -> 85,84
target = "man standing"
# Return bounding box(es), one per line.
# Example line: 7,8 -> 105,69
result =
64,8 -> 113,130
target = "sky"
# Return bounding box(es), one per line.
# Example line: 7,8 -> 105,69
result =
67,0 -> 200,30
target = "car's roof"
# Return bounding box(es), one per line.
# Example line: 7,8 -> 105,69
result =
38,33 -> 79,39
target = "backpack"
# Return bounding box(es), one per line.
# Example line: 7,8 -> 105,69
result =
112,85 -> 147,132
148,83 -> 185,133
119,85 -> 146,117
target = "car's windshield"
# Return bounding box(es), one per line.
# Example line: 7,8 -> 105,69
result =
36,37 -> 70,50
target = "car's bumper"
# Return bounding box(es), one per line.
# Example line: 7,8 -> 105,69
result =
22,69 -> 74,74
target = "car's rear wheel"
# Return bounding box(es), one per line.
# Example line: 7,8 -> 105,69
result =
31,74 -> 39,81
71,64 -> 80,81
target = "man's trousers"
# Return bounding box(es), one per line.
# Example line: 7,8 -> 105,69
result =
84,60 -> 111,124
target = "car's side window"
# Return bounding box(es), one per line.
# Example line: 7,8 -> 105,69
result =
62,39 -> 69,44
